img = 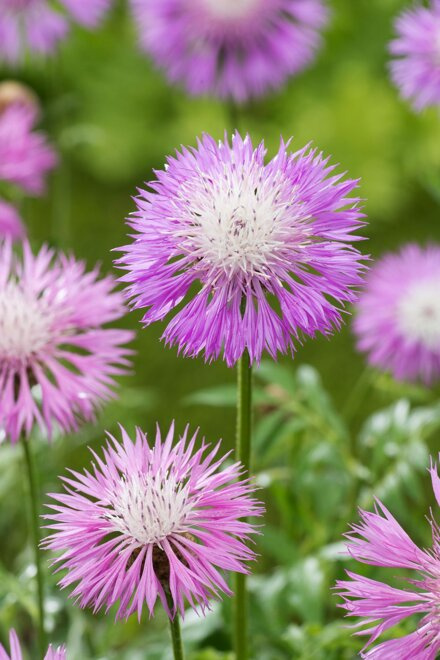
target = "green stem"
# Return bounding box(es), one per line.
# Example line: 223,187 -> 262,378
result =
342,367 -> 376,422
234,351 -> 252,660
166,595 -> 185,660
21,436 -> 47,657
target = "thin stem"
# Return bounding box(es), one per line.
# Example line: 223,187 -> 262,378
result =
21,436 -> 47,657
234,351 -> 252,660
166,593 -> 185,660
342,366 -> 376,422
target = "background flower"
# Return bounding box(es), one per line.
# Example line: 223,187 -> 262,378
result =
131,0 -> 329,102
117,132 -> 365,367
0,629 -> 65,660
354,243 -> 440,384
0,101 -> 56,196
44,422 -> 263,619
336,457 -> 440,658
390,0 -> 440,111
0,241 -> 133,443
0,200 -> 25,241
0,0 -> 112,62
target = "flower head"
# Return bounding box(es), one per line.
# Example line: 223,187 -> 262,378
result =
0,101 -> 56,196
131,0 -> 329,102
354,244 -> 440,385
0,241 -> 133,443
390,0 -> 440,111
0,201 -> 25,241
336,458 -> 440,658
117,132 -> 365,367
0,0 -> 111,62
44,422 -> 263,619
0,629 -> 65,660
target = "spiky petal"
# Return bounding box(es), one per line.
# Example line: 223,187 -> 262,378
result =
0,241 -> 133,443
336,458 -> 440,658
116,132 -> 365,367
43,422 -> 264,619
0,629 -> 65,660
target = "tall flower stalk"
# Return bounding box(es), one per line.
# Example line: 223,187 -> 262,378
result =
234,351 -> 253,659
116,131 -> 365,658
43,424 -> 263,660
22,436 -> 47,656
167,592 -> 185,660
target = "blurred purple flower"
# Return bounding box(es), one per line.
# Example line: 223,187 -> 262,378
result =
0,200 -> 25,241
44,422 -> 263,619
0,0 -> 111,62
131,0 -> 329,102
0,240 -> 133,443
337,457 -> 440,658
117,132 -> 365,367
390,0 -> 440,111
354,244 -> 440,384
0,102 -> 56,195
0,629 -> 65,659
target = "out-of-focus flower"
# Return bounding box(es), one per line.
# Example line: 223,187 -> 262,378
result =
0,0 -> 111,62
0,629 -> 66,659
131,0 -> 329,102
0,80 -> 39,114
0,200 -> 25,241
336,457 -> 440,658
0,100 -> 56,195
117,132 -> 365,367
390,0 -> 440,111
0,241 -> 133,443
44,422 -> 263,619
354,244 -> 440,384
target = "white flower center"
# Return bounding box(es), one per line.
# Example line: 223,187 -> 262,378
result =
107,472 -> 193,546
397,279 -> 440,350
0,283 -> 53,362
196,0 -> 261,20
175,165 -> 301,281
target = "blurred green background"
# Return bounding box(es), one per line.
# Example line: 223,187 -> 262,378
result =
1,0 -> 440,657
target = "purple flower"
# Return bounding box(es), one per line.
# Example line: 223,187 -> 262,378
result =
131,0 -> 329,102
0,102 -> 57,196
0,629 -> 65,660
0,0 -> 111,62
0,241 -> 134,443
390,0 -> 440,111
354,244 -> 440,385
117,132 -> 365,367
0,200 -> 25,241
43,422 -> 263,619
336,458 -> 440,658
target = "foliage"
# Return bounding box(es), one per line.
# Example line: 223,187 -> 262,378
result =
1,0 -> 440,657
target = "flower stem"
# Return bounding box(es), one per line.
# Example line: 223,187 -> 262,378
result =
167,603 -> 185,660
21,436 -> 47,657
234,351 -> 253,660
